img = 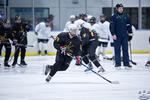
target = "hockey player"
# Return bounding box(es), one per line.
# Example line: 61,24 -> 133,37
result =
44,24 -> 81,82
89,17 -> 100,56
96,14 -> 111,59
35,19 -> 51,55
0,19 -> 13,67
63,15 -> 76,32
110,4 -> 132,68
74,17 -> 91,66
74,19 -> 105,73
11,15 -> 31,66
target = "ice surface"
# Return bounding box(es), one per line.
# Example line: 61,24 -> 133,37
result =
0,54 -> 150,100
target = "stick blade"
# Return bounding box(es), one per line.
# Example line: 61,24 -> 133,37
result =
131,61 -> 137,65
111,81 -> 119,84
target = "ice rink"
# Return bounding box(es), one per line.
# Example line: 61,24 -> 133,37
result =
0,54 -> 150,100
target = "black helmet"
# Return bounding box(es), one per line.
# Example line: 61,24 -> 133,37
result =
89,17 -> 96,23
45,18 -> 50,23
15,15 -> 21,20
79,13 -> 87,21
116,4 -> 123,9
3,19 -> 9,24
100,14 -> 106,18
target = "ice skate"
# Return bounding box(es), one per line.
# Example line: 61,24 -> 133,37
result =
45,75 -> 52,82
20,60 -> 27,66
97,66 -> 105,73
115,65 -> 121,70
124,65 -> 132,70
145,61 -> 150,67
12,61 -> 17,67
84,62 -> 93,72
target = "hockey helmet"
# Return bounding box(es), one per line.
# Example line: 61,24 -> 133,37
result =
100,14 -> 106,18
15,15 -> 21,20
3,19 -> 9,24
116,4 -> 123,9
89,17 -> 96,24
87,15 -> 93,23
74,19 -> 85,29
70,15 -> 76,19
68,24 -> 78,37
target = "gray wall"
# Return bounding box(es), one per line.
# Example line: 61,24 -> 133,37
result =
7,0 -> 150,30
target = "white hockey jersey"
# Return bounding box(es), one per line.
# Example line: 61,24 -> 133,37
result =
97,21 -> 111,42
35,22 -> 51,39
91,23 -> 101,35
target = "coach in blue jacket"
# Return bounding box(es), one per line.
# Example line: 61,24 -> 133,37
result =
110,4 -> 132,68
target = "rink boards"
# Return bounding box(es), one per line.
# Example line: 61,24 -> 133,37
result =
1,30 -> 150,56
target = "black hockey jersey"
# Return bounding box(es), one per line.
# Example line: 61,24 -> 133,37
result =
54,32 -> 81,56
80,27 -> 98,46
0,26 -> 13,42
11,22 -> 30,44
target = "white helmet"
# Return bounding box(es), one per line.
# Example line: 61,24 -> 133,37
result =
70,15 -> 76,19
74,19 -> 85,29
87,15 -> 93,22
68,24 -> 78,37
74,19 -> 91,29
68,24 -> 77,31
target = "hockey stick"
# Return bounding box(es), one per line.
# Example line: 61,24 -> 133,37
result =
129,41 -> 137,65
50,35 -> 55,39
16,44 -> 34,47
9,43 -> 34,63
0,42 -> 34,47
81,63 -> 119,84
67,54 -> 119,84
9,31 -> 33,63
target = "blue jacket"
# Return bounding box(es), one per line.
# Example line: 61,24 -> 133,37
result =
110,13 -> 132,38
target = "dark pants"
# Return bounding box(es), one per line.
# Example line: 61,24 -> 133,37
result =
98,41 -> 108,47
13,46 -> 26,63
114,36 -> 129,66
49,51 -> 72,77
38,39 -> 49,43
0,43 -> 11,62
13,37 -> 27,63
82,40 -> 101,68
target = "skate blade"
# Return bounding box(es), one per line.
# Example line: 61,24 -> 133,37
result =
17,64 -> 27,68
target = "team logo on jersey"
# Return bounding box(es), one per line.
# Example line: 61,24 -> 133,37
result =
55,36 -> 59,42
0,33 -> 8,41
66,42 -> 74,55
82,33 -> 86,38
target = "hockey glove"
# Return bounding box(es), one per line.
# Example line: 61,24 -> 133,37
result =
128,33 -> 133,41
60,46 -> 66,55
75,56 -> 81,65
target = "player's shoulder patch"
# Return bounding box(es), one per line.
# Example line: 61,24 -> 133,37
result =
55,36 -> 59,42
